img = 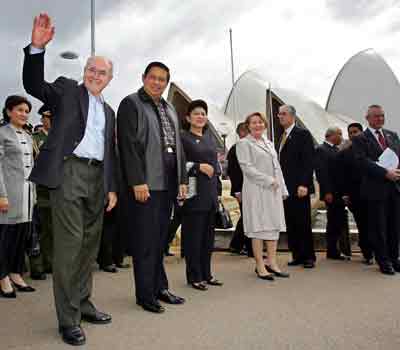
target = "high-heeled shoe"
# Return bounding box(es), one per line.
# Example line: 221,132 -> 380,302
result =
265,265 -> 290,278
254,268 -> 274,281
11,280 -> 35,292
0,286 -> 17,298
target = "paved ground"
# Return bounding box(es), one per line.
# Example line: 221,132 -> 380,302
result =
1,252 -> 400,350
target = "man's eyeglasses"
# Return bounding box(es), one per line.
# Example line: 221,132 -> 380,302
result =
86,66 -> 108,77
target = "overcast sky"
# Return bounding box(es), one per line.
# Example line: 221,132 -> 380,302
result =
1,0 -> 400,124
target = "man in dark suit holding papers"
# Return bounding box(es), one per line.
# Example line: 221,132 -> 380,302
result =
352,105 -> 400,275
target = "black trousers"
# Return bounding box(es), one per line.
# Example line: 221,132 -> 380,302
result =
326,200 -> 348,257
366,191 -> 400,267
182,210 -> 215,283
130,153 -> 177,304
229,203 -> 253,256
97,206 -> 125,267
349,196 -> 373,260
283,195 -> 316,262
0,223 -> 29,279
165,204 -> 183,254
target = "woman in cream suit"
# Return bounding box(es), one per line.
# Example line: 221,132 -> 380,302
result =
0,95 -> 36,298
236,112 -> 289,281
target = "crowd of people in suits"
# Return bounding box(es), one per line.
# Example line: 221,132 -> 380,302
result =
1,12 -> 400,347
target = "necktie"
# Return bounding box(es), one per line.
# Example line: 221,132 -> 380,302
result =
375,130 -> 387,150
279,131 -> 287,152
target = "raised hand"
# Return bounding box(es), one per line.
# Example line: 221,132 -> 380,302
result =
31,13 -> 55,49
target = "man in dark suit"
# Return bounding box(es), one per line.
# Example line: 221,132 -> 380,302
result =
278,105 -> 316,268
227,122 -> 253,257
118,62 -> 187,314
352,105 -> 400,275
336,123 -> 373,264
23,14 -> 117,346
315,127 -> 349,260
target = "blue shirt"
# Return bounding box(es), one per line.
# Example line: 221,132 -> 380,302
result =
73,92 -> 106,161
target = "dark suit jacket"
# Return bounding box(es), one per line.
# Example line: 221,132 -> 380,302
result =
22,45 -> 117,195
181,129 -> 220,212
315,142 -> 339,200
352,128 -> 400,201
278,126 -> 315,196
335,144 -> 362,199
227,143 -> 243,196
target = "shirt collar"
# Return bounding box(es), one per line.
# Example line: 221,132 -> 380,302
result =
88,90 -> 104,104
368,126 -> 382,135
284,123 -> 295,136
324,141 -> 335,147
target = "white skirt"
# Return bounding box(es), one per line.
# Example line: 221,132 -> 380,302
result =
245,230 -> 280,241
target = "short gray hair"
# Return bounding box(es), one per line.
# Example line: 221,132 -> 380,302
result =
281,104 -> 297,117
85,56 -> 114,76
325,127 -> 341,139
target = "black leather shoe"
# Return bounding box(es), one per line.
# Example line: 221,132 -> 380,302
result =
115,263 -> 130,269
59,326 -> 86,346
137,300 -> 165,313
288,260 -> 303,266
327,254 -> 346,261
265,265 -> 290,278
11,280 -> 35,292
207,278 -> 224,286
191,282 -> 208,291
100,265 -> 118,273
0,287 -> 16,298
30,272 -> 47,280
303,260 -> 315,269
255,268 -> 274,281
158,290 -> 186,304
392,262 -> 400,273
82,311 -> 112,324
380,265 -> 396,275
362,258 -> 374,266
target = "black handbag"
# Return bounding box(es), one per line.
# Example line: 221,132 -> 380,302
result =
215,199 -> 233,229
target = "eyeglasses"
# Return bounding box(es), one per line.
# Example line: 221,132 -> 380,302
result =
86,66 -> 108,77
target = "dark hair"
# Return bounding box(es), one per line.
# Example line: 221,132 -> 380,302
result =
34,124 -> 43,132
143,61 -> 170,82
182,99 -> 209,131
347,122 -> 363,132
236,122 -> 247,135
2,95 -> 32,123
187,99 -> 208,115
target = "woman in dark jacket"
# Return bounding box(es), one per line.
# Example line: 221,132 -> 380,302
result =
181,100 -> 223,291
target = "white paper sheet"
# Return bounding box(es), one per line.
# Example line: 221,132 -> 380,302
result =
376,148 -> 399,169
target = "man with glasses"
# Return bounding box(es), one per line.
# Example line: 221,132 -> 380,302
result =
23,13 -> 117,346
352,105 -> 400,275
118,62 -> 187,314
277,105 -> 316,269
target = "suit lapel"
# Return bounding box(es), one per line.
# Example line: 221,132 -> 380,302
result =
364,128 -> 383,153
248,135 -> 271,154
79,84 -> 89,126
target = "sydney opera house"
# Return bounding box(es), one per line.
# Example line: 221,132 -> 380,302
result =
167,49 -> 400,151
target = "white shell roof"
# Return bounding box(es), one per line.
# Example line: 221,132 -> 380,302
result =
326,49 -> 400,133
224,70 -> 351,143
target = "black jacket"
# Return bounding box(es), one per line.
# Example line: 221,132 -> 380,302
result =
315,142 -> 340,200
352,128 -> 400,200
181,129 -> 220,212
227,143 -> 243,196
278,126 -> 315,196
22,45 -> 117,195
335,144 -> 362,199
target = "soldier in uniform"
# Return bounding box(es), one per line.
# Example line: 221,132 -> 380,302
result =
29,105 -> 53,280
